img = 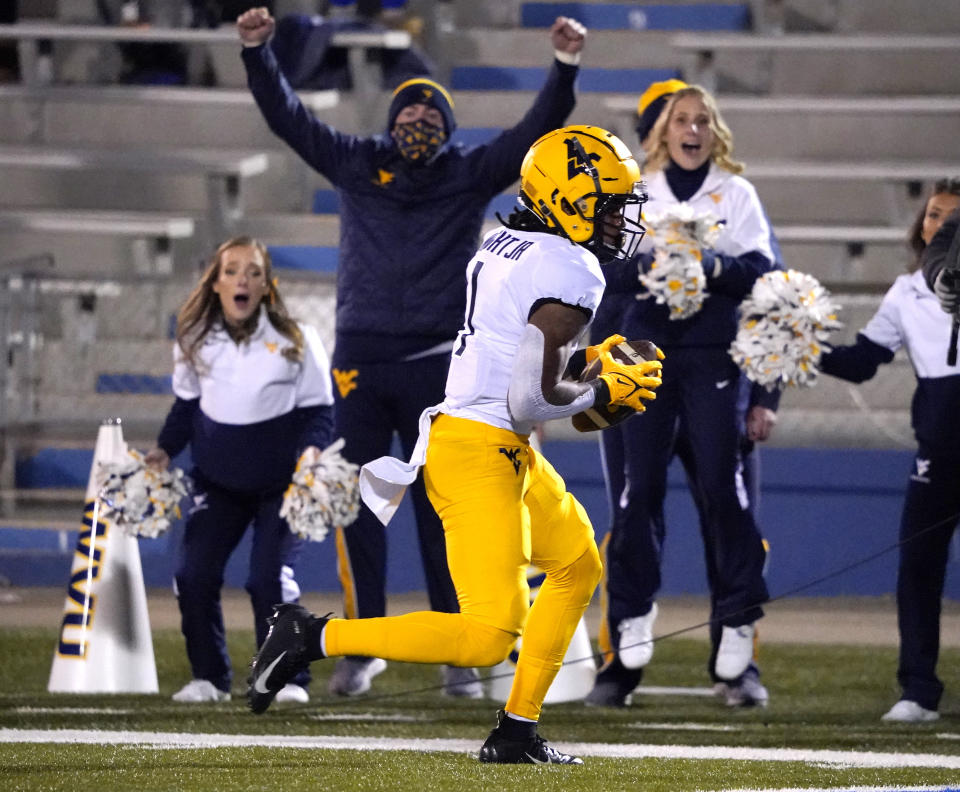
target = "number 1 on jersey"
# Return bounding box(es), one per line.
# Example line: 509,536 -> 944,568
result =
454,260 -> 484,357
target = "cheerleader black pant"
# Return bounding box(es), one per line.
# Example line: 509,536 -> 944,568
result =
896,449 -> 960,711
599,347 -> 769,679
174,471 -> 303,693
331,349 -> 459,625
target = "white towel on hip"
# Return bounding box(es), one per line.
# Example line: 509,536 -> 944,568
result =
358,404 -> 442,526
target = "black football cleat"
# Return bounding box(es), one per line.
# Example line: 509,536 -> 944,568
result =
478,710 -> 583,765
584,675 -> 635,708
247,603 -> 323,714
584,658 -> 641,708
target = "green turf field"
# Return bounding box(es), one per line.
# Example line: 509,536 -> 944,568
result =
1,625 -> 959,791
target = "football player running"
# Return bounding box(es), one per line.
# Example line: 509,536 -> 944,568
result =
246,126 -> 664,764
238,4 -> 587,701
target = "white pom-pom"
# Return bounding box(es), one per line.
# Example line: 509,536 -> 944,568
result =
730,269 -> 843,390
97,449 -> 189,538
280,438 -> 360,542
639,203 -> 722,320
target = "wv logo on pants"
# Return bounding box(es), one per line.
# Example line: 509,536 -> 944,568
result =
910,457 -> 931,484
498,447 -> 522,475
333,368 -> 359,399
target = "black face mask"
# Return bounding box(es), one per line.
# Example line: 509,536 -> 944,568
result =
392,119 -> 447,163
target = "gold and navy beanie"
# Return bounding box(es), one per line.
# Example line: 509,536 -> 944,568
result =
387,78 -> 456,137
635,78 -> 688,144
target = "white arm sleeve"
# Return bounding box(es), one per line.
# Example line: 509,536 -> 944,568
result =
507,324 -> 599,428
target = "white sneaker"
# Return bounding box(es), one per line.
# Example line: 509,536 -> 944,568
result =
722,668 -> 769,708
274,683 -> 310,704
172,679 -> 230,703
328,657 -> 387,696
715,623 -> 755,680
881,699 -> 939,723
618,603 -> 658,670
442,665 -> 484,698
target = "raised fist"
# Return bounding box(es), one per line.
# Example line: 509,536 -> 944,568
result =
237,7 -> 275,47
550,16 -> 587,55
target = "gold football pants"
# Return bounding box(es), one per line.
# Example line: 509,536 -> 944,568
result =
324,413 -> 602,720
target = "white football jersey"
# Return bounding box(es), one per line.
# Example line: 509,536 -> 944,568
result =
442,226 -> 606,431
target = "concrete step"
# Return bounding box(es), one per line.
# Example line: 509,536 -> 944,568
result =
755,178 -> 925,227
0,488 -> 86,530
34,393 -> 172,427
516,2 -> 751,31
603,94 -> 960,161
451,65 -> 681,92
39,340 -> 177,393
779,357 -> 914,412
0,149 -> 313,216
6,81 -> 954,161
541,402 -> 913,450
720,99 -> 960,161
0,223 -> 203,278
0,85 -> 953,226
830,0 -> 960,34
0,83 -> 351,145
670,30 -> 960,92
448,0 -> 960,35
778,241 -> 913,291
769,407 -> 913,450
244,212 -> 341,246
443,28 -> 677,68
706,42 -> 960,95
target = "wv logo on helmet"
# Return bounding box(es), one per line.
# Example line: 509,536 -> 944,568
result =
565,137 -> 601,179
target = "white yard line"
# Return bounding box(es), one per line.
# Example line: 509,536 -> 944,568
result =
710,787 -> 958,792
307,713 -> 424,722
634,685 -> 717,697
627,721 -> 738,732
1,728 -> 960,770
15,707 -> 134,715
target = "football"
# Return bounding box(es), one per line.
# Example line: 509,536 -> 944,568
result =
571,338 -> 660,433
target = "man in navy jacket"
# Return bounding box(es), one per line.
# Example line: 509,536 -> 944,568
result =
237,6 -> 586,697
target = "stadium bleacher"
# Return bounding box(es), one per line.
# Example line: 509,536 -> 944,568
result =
267,244 -> 340,274
1,0 -> 959,595
450,65 -> 681,91
519,2 -> 752,31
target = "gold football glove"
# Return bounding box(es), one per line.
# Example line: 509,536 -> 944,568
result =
595,335 -> 664,412
584,335 -> 622,365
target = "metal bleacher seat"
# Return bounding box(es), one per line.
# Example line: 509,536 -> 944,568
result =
450,65 -> 681,92
267,245 -> 339,276
0,20 -> 410,93
446,1 -> 746,118
518,2 -> 752,31
95,373 -> 172,395
0,0 -> 955,512
670,31 -> 960,94
0,143 -> 270,255
0,208 -> 194,275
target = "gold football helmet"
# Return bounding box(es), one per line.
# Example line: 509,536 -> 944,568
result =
519,125 -> 646,261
